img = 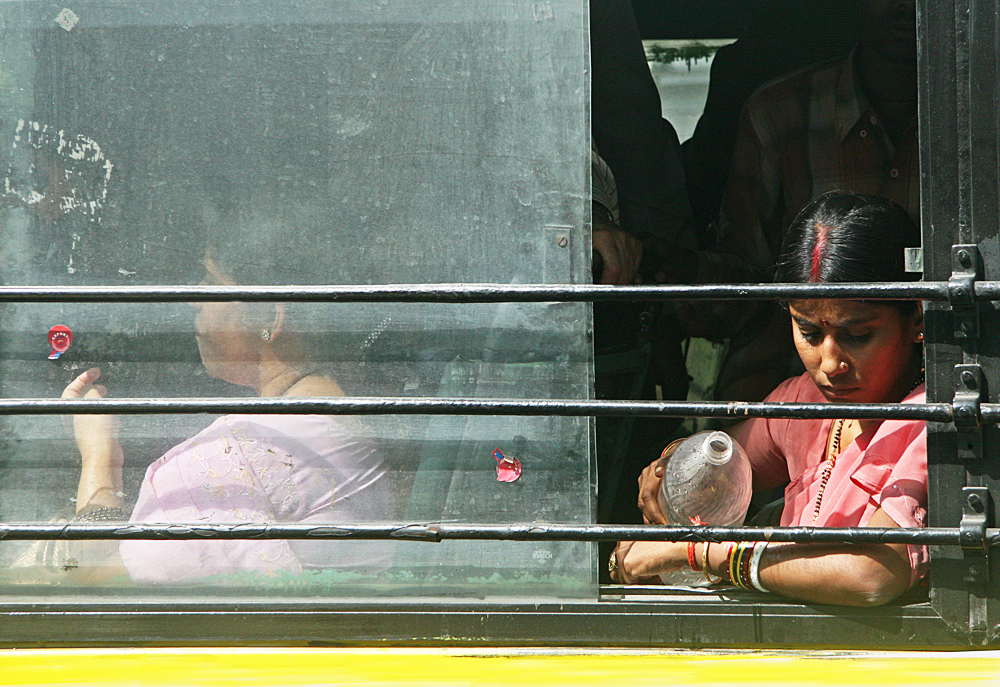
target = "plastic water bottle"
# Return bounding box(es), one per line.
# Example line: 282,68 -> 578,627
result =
655,431 -> 753,586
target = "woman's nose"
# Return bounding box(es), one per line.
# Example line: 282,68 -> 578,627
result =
820,340 -> 849,378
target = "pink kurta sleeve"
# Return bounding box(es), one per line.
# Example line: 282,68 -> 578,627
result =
864,392 -> 928,586
736,375 -> 817,490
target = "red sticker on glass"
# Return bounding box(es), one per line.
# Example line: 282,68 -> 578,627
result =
48,325 -> 73,360
493,448 -> 522,483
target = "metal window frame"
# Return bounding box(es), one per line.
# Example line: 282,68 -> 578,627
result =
0,0 -> 995,651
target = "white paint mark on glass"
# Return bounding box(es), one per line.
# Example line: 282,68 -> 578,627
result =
54,8 -> 79,31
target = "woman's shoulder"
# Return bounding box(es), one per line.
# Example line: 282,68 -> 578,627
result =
869,383 -> 928,449
765,372 -> 826,403
221,414 -> 380,464
902,382 -> 927,404
154,414 -> 327,461
737,374 -> 829,483
144,415 -> 244,478
220,413 -> 332,433
220,414 -> 357,444
152,414 -> 382,481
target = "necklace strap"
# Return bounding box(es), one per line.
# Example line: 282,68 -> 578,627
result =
813,418 -> 845,522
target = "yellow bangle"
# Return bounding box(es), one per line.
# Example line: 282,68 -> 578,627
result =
728,542 -> 740,586
701,542 -> 723,585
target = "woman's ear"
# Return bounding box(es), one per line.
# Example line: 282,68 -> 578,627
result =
912,302 -> 924,343
266,303 -> 287,342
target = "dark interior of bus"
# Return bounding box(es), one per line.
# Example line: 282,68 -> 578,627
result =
633,0 -> 750,38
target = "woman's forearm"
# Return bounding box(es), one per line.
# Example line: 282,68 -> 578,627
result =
63,368 -> 125,512
702,539 -> 913,607
766,542 -> 912,606
76,441 -> 125,511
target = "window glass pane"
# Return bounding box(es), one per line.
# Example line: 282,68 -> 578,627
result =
0,0 -> 593,599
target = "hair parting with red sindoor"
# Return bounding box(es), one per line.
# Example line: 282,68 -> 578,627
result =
775,191 -> 920,296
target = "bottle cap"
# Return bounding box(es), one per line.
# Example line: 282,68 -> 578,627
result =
703,431 -> 733,465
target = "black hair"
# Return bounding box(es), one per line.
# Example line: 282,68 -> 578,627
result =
774,191 -> 920,286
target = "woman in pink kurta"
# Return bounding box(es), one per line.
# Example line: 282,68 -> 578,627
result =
58,201 -> 397,582
611,192 -> 928,606
737,373 -> 927,587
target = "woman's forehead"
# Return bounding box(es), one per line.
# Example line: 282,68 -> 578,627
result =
788,299 -> 895,326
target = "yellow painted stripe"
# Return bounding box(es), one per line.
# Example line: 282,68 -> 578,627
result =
2,649 -> 1000,686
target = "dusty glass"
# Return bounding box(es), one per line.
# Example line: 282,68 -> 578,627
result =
0,0 -> 593,599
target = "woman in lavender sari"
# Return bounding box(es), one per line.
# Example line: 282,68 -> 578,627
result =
57,200 -> 396,582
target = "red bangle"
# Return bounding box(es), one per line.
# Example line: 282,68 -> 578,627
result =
741,542 -> 755,589
687,542 -> 700,571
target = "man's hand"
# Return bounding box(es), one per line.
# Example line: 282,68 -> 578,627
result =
592,203 -> 642,285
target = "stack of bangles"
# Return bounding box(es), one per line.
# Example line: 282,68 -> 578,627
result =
685,541 -> 769,592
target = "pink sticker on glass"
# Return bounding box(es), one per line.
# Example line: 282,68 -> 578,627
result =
48,325 -> 73,360
493,448 -> 522,483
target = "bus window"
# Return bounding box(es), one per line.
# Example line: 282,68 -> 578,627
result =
0,0 -> 594,599
0,0 -> 991,651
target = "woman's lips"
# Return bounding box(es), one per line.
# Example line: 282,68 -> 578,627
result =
822,385 -> 859,398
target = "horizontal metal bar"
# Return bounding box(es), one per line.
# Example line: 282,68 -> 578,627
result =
974,282 -> 1000,299
0,522 -> 995,546
0,281 -> 959,303
0,397 -> 958,421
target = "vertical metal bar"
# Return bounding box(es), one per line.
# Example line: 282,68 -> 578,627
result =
961,487 -> 991,643
954,0 -> 973,245
925,0 -> 1000,645
921,0 -> 977,643
963,0 -> 1000,645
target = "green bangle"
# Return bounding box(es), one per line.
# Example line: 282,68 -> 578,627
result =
733,541 -> 753,589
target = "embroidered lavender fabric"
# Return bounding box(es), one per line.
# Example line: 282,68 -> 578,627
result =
119,414 -> 395,583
